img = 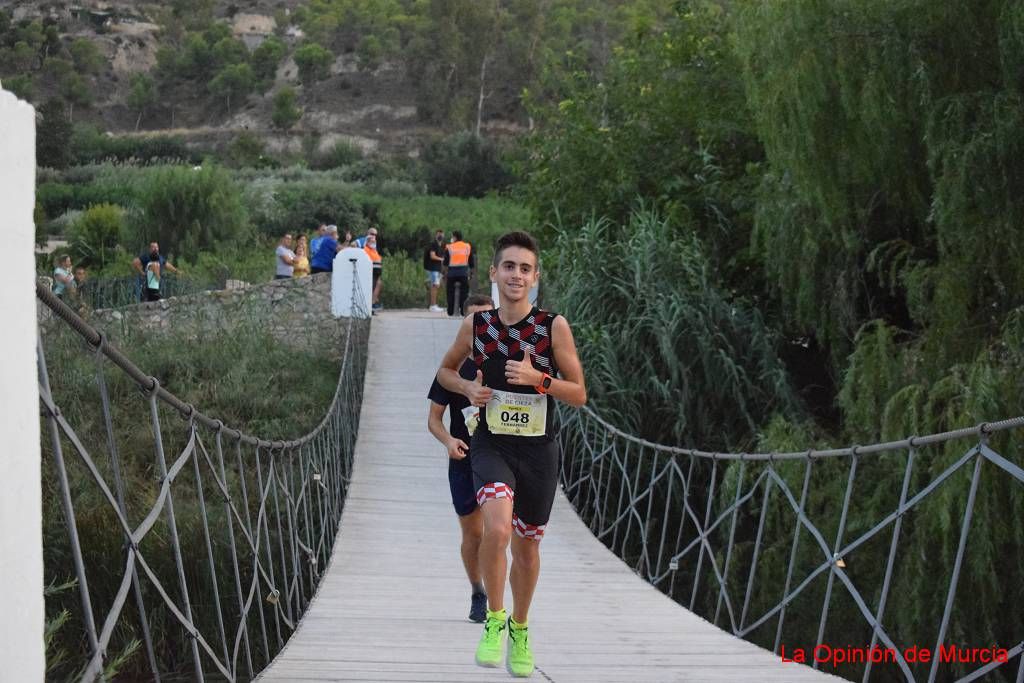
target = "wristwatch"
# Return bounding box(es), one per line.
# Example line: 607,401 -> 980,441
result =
536,373 -> 552,394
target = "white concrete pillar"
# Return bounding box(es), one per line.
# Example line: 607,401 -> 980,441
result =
0,87 -> 45,680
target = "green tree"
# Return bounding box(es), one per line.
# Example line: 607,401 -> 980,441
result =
2,74 -> 33,100
127,74 -> 156,131
211,36 -> 247,68
208,62 -> 254,110
422,131 -> 511,197
293,42 -> 333,84
68,38 -> 103,74
271,86 -> 302,129
251,36 -> 285,88
36,99 -> 72,169
356,34 -> 383,72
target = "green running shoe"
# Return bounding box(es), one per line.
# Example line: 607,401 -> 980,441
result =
475,609 -> 507,667
506,618 -> 534,678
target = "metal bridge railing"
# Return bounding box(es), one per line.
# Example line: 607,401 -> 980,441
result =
35,264 -> 369,682
558,405 -> 1024,683
78,272 -> 229,309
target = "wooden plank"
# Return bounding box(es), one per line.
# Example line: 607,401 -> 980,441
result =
258,310 -> 838,682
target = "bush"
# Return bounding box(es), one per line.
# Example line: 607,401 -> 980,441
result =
271,87 -> 302,129
36,179 -> 139,217
68,203 -> 124,269
250,181 -> 366,238
310,140 -> 363,169
222,131 -> 277,168
71,126 -> 198,165
131,165 -> 250,258
422,132 -> 513,197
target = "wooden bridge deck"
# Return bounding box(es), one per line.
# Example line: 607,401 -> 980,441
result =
259,310 -> 837,682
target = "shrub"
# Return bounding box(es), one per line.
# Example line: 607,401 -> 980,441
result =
36,178 -> 139,217
222,131 -> 276,168
131,165 -> 250,258
70,126 -> 197,165
422,132 -> 513,197
310,140 -> 363,169
250,182 -> 365,238
68,203 -> 124,269
271,87 -> 302,129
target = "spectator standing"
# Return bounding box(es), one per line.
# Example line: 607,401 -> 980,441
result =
52,254 -> 74,299
310,225 -> 341,274
293,236 -> 311,278
310,223 -> 329,257
363,227 -> 383,311
73,265 -> 90,308
132,242 -> 179,302
424,229 -> 446,312
145,261 -> 161,302
275,233 -> 297,280
444,230 -> 475,317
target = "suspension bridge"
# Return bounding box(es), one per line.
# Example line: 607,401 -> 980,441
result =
24,264 -> 1024,683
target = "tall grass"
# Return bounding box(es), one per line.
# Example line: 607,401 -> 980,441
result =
40,303 -> 349,679
551,208 -> 799,451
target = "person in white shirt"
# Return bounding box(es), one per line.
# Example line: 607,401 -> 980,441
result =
275,233 -> 297,279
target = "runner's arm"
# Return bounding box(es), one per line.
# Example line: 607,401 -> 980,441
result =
437,315 -> 492,406
427,401 -> 468,460
549,316 -> 587,407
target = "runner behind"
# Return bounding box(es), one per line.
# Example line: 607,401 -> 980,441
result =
436,231 -> 587,678
426,293 -> 495,623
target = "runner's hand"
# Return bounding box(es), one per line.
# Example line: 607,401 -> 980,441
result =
446,437 -> 469,460
464,370 -> 493,407
505,353 -> 542,387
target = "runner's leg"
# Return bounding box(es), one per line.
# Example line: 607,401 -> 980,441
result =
509,534 -> 541,624
458,508 -> 484,585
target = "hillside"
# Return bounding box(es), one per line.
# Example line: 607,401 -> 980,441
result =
1,0 -> 439,156
0,0 -> 664,158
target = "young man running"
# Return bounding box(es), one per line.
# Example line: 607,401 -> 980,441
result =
436,231 -> 587,677
427,293 -> 495,623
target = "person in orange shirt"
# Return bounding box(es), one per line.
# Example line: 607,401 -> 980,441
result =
444,230 -> 475,317
363,227 -> 383,311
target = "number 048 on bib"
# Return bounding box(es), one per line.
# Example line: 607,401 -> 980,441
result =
486,389 -> 547,437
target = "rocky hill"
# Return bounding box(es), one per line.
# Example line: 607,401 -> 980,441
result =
0,0 -> 528,158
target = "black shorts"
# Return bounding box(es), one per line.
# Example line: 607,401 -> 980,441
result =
449,456 -> 478,517
471,430 -> 559,540
372,268 -> 381,287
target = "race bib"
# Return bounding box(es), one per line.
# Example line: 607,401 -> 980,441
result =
486,390 -> 547,437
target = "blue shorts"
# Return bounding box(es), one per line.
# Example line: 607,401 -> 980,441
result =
426,270 -> 442,287
449,455 -> 478,516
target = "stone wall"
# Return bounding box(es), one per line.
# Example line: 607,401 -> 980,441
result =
40,273 -> 350,359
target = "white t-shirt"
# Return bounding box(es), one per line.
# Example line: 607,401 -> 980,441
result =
276,245 -> 296,277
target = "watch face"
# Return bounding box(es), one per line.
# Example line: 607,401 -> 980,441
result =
542,376 -> 552,389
